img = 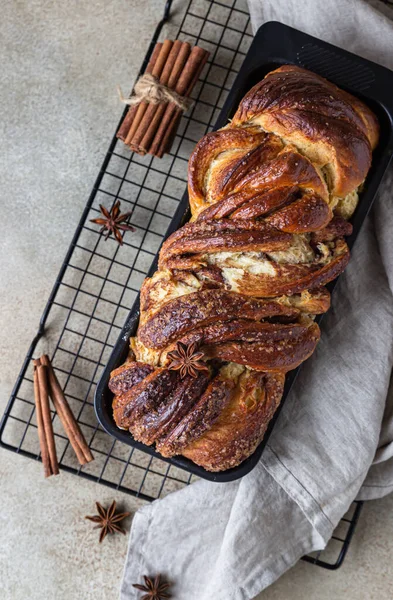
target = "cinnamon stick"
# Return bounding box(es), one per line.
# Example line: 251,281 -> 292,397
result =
117,104 -> 137,144
130,39 -> 178,149
33,362 -> 52,477
163,111 -> 182,155
41,354 -> 94,465
137,41 -> 191,153
34,359 -> 59,476
125,39 -> 174,147
118,39 -> 210,158
117,42 -> 163,143
151,46 -> 210,157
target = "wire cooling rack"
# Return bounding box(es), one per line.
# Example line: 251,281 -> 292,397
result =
1,0 -> 363,570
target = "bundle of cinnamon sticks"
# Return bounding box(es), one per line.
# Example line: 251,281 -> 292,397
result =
117,39 -> 210,158
33,355 -> 94,477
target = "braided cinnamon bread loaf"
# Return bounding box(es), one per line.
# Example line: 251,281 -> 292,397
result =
109,66 -> 379,472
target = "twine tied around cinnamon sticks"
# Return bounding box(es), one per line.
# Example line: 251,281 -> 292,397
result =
118,73 -> 193,112
117,39 -> 210,158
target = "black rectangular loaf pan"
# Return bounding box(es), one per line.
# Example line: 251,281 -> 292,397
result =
95,21 -> 393,482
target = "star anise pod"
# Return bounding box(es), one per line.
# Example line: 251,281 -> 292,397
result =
90,200 -> 135,245
132,574 -> 171,600
85,500 -> 130,543
167,341 -> 209,379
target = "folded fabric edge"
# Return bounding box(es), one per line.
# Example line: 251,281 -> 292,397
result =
240,524 -> 326,600
120,507 -> 151,600
358,482 -> 393,501
119,479 -> 328,600
262,445 -> 334,541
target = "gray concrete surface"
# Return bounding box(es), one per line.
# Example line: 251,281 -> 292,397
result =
0,1 -> 392,598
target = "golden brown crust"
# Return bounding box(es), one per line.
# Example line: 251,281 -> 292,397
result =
182,371 -> 285,471
189,133 -> 331,227
138,289 -> 300,350
109,66 -> 378,472
201,319 -> 321,372
188,127 -> 284,215
130,371 -> 211,446
112,368 -> 179,429
214,237 -> 350,298
155,318 -> 320,373
157,373 -> 236,457
159,219 -> 293,270
109,362 -> 154,395
158,218 -> 351,298
188,127 -> 267,197
267,65 -> 379,150
282,288 -> 331,315
231,65 -> 378,197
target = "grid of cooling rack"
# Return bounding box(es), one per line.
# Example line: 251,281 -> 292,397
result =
0,0 -> 362,569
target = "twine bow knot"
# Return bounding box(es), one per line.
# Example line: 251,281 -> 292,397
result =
117,73 -> 193,112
